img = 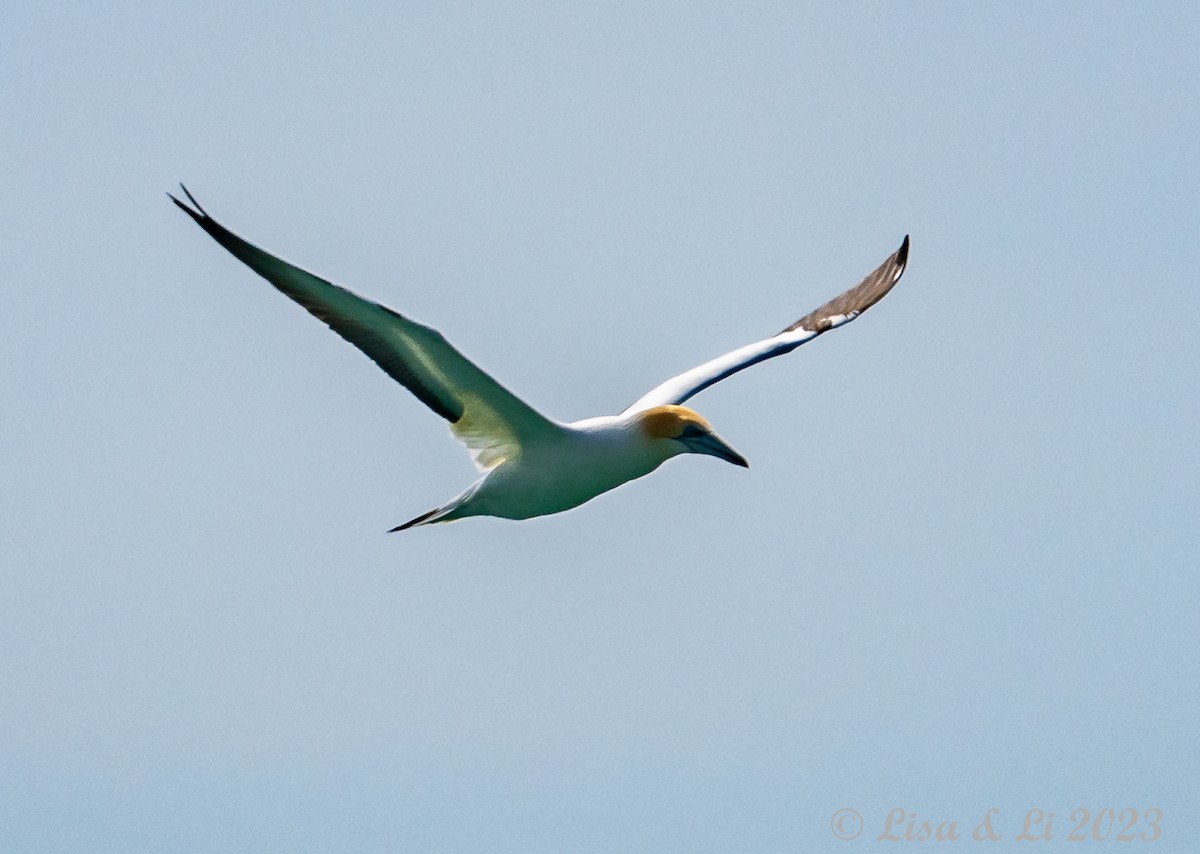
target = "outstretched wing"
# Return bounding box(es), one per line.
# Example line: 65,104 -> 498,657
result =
623,236 -> 909,414
171,185 -> 561,469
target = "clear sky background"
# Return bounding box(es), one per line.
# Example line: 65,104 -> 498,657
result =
3,3 -> 1197,852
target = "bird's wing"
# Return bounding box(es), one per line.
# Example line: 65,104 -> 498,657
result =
622,236 -> 909,414
171,186 -> 561,470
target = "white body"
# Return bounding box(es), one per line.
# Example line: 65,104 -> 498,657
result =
443,416 -> 677,522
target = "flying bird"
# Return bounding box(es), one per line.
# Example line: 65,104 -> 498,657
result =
170,186 -> 908,531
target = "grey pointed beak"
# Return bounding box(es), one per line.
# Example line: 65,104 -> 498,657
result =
682,430 -> 749,468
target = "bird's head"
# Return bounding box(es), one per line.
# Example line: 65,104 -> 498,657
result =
635,405 -> 749,468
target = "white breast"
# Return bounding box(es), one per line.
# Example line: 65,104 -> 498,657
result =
466,417 -> 673,520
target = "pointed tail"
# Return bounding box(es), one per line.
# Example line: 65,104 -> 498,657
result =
388,507 -> 444,533
387,482 -> 481,533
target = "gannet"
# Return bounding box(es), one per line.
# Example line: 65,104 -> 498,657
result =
170,186 -> 908,531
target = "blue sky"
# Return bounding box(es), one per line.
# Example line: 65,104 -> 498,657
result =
2,3 -> 1197,851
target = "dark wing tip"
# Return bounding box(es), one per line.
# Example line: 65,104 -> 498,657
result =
779,233 -> 910,336
168,183 -> 209,221
896,234 -> 910,271
168,192 -> 197,219
179,183 -> 208,215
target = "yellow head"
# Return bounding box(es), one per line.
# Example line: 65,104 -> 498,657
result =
636,405 -> 749,467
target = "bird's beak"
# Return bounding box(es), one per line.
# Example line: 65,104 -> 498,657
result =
683,431 -> 750,468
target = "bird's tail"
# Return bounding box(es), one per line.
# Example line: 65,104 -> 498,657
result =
387,483 -> 480,533
388,507 -> 445,532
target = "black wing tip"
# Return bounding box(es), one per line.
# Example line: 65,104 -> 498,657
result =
897,234 -> 910,268
179,183 -> 207,214
168,183 -> 209,220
